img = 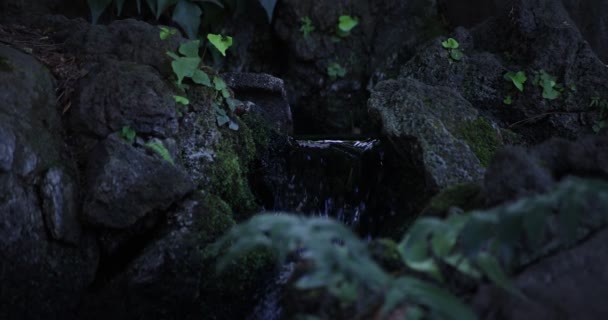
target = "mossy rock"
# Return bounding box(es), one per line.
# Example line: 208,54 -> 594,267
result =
421,182 -> 484,217
455,117 -> 503,167
208,121 -> 259,218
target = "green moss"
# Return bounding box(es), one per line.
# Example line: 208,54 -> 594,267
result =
0,56 -> 12,72
421,182 -> 483,216
456,117 -> 502,167
208,122 -> 258,218
197,194 -> 236,243
242,113 -> 273,150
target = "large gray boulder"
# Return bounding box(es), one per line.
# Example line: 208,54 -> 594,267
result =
369,77 -> 492,189
0,44 -> 98,319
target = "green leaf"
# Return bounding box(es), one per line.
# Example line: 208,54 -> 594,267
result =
178,40 -> 201,58
216,114 -> 231,126
156,0 -> 178,20
145,141 -> 175,165
87,0 -> 112,24
221,88 -> 231,99
503,95 -> 512,105
120,126 -> 136,144
338,15 -> 359,33
159,26 -> 177,40
192,69 -> 212,87
207,34 -> 233,56
172,0 -> 203,39
442,38 -> 459,49
504,71 -> 527,92
476,252 -> 521,297
166,51 -> 180,60
171,57 -> 201,84
213,76 -> 227,91
450,49 -> 464,61
225,98 -> 242,112
173,95 -> 190,105
258,0 -> 278,23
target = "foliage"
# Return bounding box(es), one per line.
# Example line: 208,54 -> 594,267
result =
213,214 -> 474,319
336,15 -> 359,37
87,0 -> 276,39
441,38 -> 463,62
159,26 -> 178,39
504,71 -> 527,92
145,140 -> 175,164
300,16 -> 315,38
207,34 -> 233,56
327,62 -> 346,81
532,70 -> 561,100
120,125 -> 136,144
590,94 -> 608,133
165,39 -> 240,130
214,177 -> 608,319
503,95 -> 512,105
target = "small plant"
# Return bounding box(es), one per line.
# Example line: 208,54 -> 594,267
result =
299,16 -> 315,38
503,95 -> 513,105
120,126 -> 136,144
441,38 -> 463,61
145,140 -> 174,165
532,70 -> 561,100
159,26 -> 178,40
336,15 -> 359,37
327,62 -> 346,81
504,71 -> 527,92
165,39 -> 240,130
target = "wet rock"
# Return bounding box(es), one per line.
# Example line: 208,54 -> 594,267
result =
369,77 -> 487,189
83,135 -> 195,229
71,59 -> 178,139
223,72 -> 293,134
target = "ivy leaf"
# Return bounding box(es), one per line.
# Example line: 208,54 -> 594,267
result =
258,0 -> 278,23
338,15 -> 359,33
178,40 -> 201,58
207,34 -> 233,56
171,57 -> 201,84
503,95 -> 513,105
504,71 -> 527,92
450,49 -> 464,61
217,114 -> 231,127
87,0 -> 112,24
213,76 -> 227,91
173,95 -> 190,105
192,69 -> 212,87
441,38 -> 459,49
172,0 -> 203,39
166,51 -> 180,60
225,98 -> 242,112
